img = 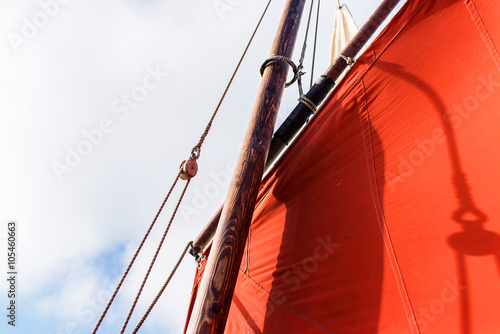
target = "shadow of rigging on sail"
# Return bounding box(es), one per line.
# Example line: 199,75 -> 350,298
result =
261,97 -> 386,333
377,60 -> 500,334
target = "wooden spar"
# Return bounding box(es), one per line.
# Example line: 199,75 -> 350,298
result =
324,0 -> 401,82
185,0 -> 306,333
266,0 -> 402,166
190,204 -> 222,255
190,0 -> 402,256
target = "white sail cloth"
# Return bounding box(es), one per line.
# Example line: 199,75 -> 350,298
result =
330,5 -> 358,63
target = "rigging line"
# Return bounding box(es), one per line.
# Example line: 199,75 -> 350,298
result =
309,0 -> 321,89
92,172 -> 181,334
299,0 -> 316,67
191,0 -> 273,158
131,241 -> 193,334
297,0 -> 316,96
93,2 -> 273,331
120,179 -> 192,334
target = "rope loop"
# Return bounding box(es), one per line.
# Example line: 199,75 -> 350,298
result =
196,254 -> 207,269
188,243 -> 206,268
298,94 -> 317,114
260,55 -> 299,87
340,54 -> 356,67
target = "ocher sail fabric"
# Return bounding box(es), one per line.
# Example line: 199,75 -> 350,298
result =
186,0 -> 500,332
331,5 -> 358,63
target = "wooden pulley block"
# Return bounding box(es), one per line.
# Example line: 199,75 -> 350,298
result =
179,159 -> 198,180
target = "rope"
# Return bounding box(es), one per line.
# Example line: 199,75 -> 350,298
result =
93,2 -> 273,331
309,0 -> 321,89
91,172 -> 181,334
340,54 -> 355,66
298,0 -> 316,69
94,2 -> 274,332
260,55 -> 299,87
296,0 -> 316,96
190,0 -> 273,160
120,180 -> 192,334
298,94 -> 317,114
131,241 -> 193,334
260,0 -> 320,97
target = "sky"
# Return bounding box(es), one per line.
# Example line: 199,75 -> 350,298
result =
0,0 -> 403,333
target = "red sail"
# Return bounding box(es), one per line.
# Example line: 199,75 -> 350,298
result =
186,0 -> 500,332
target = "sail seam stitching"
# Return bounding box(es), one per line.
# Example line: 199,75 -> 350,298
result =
357,79 -> 420,334
239,273 -> 335,333
227,310 -> 256,333
463,0 -> 500,70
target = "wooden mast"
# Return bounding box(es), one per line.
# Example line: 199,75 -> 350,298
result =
185,0 -> 306,332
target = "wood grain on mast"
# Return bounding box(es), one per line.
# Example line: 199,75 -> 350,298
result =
185,0 -> 307,333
